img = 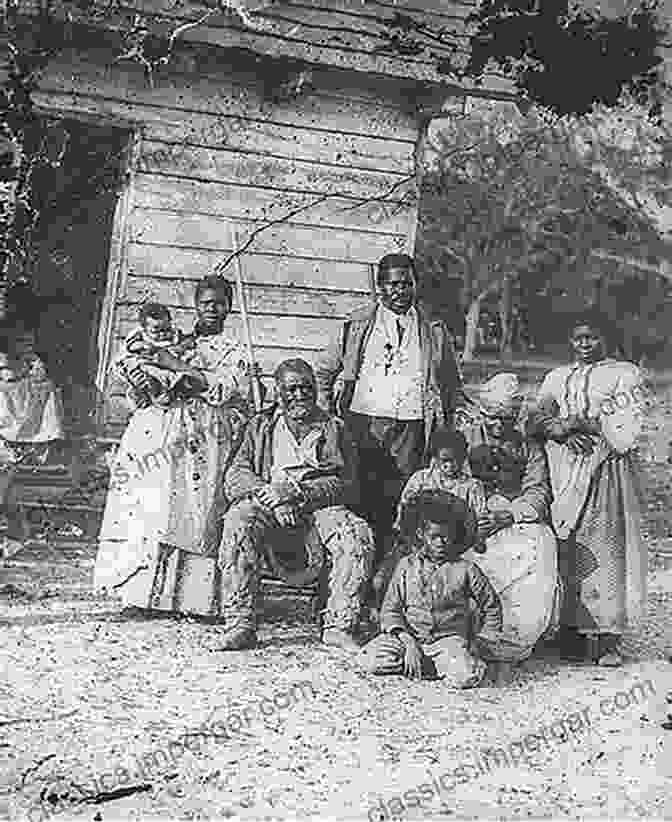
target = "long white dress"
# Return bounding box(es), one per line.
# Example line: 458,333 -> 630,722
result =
93,330 -> 249,616
535,358 -> 647,635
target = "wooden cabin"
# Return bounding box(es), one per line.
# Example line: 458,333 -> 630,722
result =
3,0 -> 517,530
7,0 -> 516,435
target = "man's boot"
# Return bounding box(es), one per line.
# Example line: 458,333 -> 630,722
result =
216,619 -> 257,651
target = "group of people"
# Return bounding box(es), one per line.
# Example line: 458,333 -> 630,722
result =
93,253 -> 648,687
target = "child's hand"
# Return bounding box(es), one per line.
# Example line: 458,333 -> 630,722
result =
398,632 -> 424,680
477,511 -> 513,539
273,504 -> 298,528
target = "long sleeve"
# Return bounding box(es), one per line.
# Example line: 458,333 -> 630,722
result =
526,394 -> 563,441
509,441 -> 551,523
466,562 -> 502,634
394,471 -> 426,528
315,323 -> 345,413
298,418 -> 358,513
223,422 -> 265,501
196,340 -> 250,407
380,560 -> 413,635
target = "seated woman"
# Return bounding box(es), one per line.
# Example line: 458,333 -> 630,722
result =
456,373 -> 561,664
0,320 -> 64,549
527,309 -> 647,666
0,321 -> 64,449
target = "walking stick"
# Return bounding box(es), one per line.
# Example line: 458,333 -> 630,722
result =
229,224 -> 263,413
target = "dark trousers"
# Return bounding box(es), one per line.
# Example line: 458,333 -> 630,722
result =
346,412 -> 425,566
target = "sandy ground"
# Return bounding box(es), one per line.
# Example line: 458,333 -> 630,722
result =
2,386 -> 672,822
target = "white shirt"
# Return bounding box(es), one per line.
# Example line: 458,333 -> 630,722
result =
271,413 -> 322,483
349,303 -> 424,420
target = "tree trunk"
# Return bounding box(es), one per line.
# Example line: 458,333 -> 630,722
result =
590,275 -> 604,310
463,295 -> 483,362
498,274 -> 513,357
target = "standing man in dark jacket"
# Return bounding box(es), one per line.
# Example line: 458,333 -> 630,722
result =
315,253 -> 468,599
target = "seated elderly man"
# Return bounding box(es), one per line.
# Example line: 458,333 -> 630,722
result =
217,358 -> 375,651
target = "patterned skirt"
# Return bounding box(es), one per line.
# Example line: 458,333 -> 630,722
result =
558,454 -> 647,635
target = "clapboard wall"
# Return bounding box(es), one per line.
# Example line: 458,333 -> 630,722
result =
34,44 -> 422,434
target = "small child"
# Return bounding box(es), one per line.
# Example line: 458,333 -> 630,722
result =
360,491 -> 504,687
395,429 -> 488,528
116,303 -> 199,408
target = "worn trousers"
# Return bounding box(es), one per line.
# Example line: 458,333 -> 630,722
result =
345,412 -> 425,562
218,498 -> 375,632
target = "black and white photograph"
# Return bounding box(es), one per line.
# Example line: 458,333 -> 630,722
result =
1,0 -> 671,819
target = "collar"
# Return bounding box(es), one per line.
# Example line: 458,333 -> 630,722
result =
271,405 -> 329,439
377,301 -> 417,325
377,303 -> 418,338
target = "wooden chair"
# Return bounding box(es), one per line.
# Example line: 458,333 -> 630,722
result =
258,543 -> 329,627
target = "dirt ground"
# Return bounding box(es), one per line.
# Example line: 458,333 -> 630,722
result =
2,384 -> 672,822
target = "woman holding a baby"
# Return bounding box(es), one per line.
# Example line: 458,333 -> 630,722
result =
94,275 -> 253,619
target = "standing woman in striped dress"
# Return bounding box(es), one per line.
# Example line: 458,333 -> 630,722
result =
528,309 -> 648,666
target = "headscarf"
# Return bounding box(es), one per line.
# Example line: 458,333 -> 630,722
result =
478,373 -> 523,419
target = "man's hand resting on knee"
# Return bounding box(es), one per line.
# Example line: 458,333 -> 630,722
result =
255,476 -> 302,510
254,480 -> 303,528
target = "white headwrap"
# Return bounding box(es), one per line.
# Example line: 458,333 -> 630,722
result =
479,373 -> 523,418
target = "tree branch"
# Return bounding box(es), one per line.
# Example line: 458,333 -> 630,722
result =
213,191 -> 331,275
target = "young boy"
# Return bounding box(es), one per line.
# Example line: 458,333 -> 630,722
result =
116,303 -> 200,408
360,491 -> 505,688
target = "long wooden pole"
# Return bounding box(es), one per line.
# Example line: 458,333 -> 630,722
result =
230,224 -> 262,413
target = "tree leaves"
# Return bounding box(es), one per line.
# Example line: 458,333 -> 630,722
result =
464,0 -> 668,117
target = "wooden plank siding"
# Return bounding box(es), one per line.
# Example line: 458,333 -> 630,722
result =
16,0 -> 519,91
30,0 -> 516,94
32,48 -> 423,434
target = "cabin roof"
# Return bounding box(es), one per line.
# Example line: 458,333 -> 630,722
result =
14,0 -> 519,100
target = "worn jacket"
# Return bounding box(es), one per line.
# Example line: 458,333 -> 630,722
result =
315,302 -> 465,447
224,406 -> 359,513
468,437 -> 552,524
381,554 -> 502,643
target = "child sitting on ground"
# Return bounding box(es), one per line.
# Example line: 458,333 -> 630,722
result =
116,302 -> 201,408
360,490 -> 506,688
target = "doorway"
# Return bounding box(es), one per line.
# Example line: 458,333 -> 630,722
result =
26,116 -> 131,439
